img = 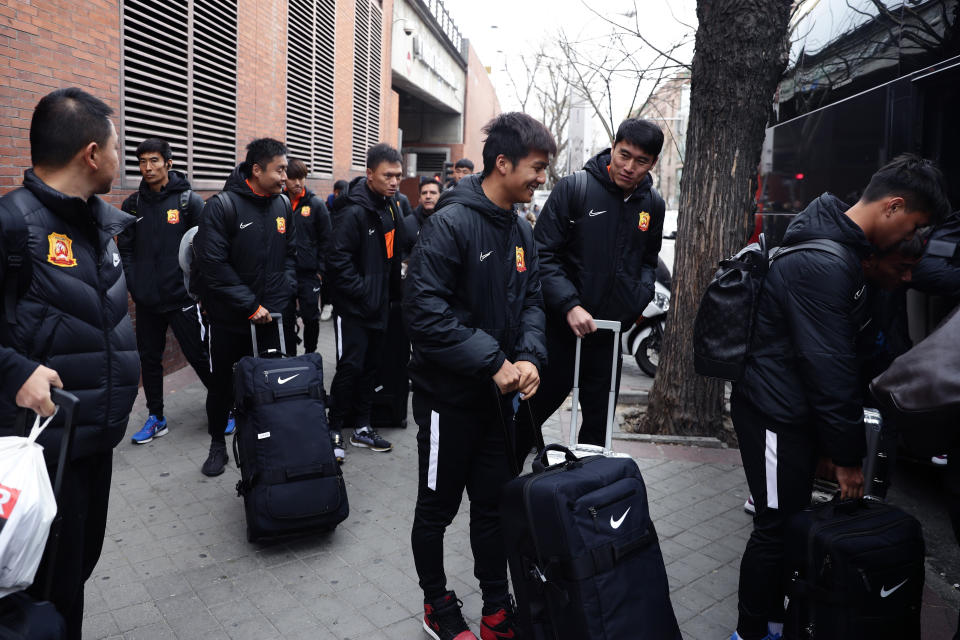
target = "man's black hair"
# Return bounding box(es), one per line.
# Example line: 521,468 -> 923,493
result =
366,143 -> 402,170
244,138 -> 288,172
614,118 -> 664,157
333,179 -> 349,193
454,158 -> 474,171
419,178 -> 441,191
862,153 -> 951,226
30,87 -> 114,168
136,137 -> 173,162
287,157 -> 308,179
480,112 -> 557,178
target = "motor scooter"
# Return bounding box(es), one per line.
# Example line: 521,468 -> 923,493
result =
622,278 -> 670,377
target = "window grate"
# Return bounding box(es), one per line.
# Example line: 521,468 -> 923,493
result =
352,0 -> 382,167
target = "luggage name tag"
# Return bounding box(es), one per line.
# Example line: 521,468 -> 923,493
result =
258,432 -> 271,440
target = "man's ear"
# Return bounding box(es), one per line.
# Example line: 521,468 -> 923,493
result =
885,195 -> 906,216
81,141 -> 100,171
495,154 -> 512,176
251,162 -> 263,179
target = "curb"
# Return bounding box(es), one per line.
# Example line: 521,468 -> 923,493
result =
612,432 -> 726,449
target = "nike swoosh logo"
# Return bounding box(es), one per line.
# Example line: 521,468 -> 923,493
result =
135,217 -> 144,223
854,284 -> 866,300
588,209 -> 606,217
610,507 -> 630,529
277,374 -> 300,384
182,305 -> 195,312
880,578 -> 908,598
480,251 -> 493,261
368,228 -> 376,235
239,222 -> 253,229
312,287 -> 321,292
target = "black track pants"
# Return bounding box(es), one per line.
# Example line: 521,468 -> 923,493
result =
328,315 -> 385,431
410,391 -> 515,606
293,273 -> 322,353
135,304 -> 211,416
732,393 -> 818,640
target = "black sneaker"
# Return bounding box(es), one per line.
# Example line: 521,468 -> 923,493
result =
202,442 -> 228,476
423,591 -> 477,640
350,426 -> 392,452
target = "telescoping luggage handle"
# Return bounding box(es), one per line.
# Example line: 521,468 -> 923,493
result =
250,312 -> 286,357
569,319 -> 622,452
45,388 -> 79,601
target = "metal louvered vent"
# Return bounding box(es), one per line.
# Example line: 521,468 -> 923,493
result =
352,0 -> 382,167
122,0 -> 237,186
415,151 -> 447,174
287,0 -> 336,176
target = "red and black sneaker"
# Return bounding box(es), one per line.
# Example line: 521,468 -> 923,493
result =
423,591 -> 477,640
480,595 -> 522,640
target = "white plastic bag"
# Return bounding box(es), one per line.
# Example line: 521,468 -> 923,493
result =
0,411 -> 59,598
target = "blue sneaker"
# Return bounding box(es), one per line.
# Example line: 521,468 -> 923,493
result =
225,414 -> 236,435
729,632 -> 782,640
131,415 -> 168,444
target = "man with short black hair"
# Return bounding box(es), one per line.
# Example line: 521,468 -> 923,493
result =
327,143 -> 407,460
194,138 -> 296,476
730,154 -> 950,640
119,138 -> 211,445
444,158 -> 474,191
284,158 -> 332,354
404,112 -> 553,640
520,117 -> 665,455
0,87 -> 140,639
403,179 -> 441,254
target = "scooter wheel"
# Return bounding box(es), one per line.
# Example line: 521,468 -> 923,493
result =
635,334 -> 659,377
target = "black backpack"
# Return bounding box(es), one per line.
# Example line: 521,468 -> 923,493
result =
693,233 -> 856,381
0,188 -> 41,329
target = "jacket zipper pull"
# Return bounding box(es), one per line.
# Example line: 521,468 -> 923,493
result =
588,506 -> 600,531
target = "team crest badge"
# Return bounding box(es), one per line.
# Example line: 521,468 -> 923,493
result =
515,246 -> 527,273
638,211 -> 651,232
166,208 -> 179,224
300,206 -> 311,218
276,217 -> 286,234
47,233 -> 77,267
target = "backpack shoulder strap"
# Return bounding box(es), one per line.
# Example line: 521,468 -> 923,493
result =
0,189 -> 39,327
574,170 -> 587,215
178,190 -> 191,213
214,192 -> 238,235
772,239 -> 855,267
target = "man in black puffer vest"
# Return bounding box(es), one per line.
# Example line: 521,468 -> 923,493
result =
193,138 -> 297,477
519,118 -> 665,455
327,143 -> 406,461
0,88 -> 139,640
119,137 -> 211,445
284,157 -> 332,354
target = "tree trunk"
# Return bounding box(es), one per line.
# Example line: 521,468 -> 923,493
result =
639,0 -> 793,436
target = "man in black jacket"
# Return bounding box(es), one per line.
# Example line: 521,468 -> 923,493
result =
0,88 -> 140,639
193,138 -> 296,477
402,178 -> 441,255
119,137 -> 211,444
404,113 -> 552,640
284,158 -> 332,354
521,118 -> 665,453
730,155 -> 950,640
327,143 -> 406,460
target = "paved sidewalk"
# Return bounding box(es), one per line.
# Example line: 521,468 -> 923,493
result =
80,321 -> 958,639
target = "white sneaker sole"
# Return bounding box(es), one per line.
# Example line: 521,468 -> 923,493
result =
132,426 -> 168,445
422,619 -> 441,640
350,438 -> 392,452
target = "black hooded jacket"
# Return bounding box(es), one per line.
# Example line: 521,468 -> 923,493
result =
535,149 -> 665,326
910,210 -> 960,298
327,176 -> 405,329
118,170 -> 204,311
402,174 -> 547,406
193,165 -> 297,330
289,187 -> 333,276
736,193 -> 872,467
402,204 -> 431,257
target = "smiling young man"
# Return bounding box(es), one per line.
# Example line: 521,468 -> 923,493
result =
518,118 -> 665,456
326,143 -> 407,461
193,138 -> 296,476
119,138 -> 211,445
403,113 -> 553,640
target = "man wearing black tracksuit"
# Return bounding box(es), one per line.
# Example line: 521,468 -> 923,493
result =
193,138 -> 296,477
119,138 -> 211,444
403,178 -> 441,256
404,113 -> 553,640
730,155 -> 950,640
327,144 -> 406,459
520,118 -> 665,455
284,158 -> 333,354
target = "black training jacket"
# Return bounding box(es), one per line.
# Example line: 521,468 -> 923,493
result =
736,193 -> 873,467
403,174 -> 547,405
289,187 -> 333,276
194,165 -> 297,330
535,149 -> 665,325
327,176 -> 405,330
402,205 -> 430,257
910,210 -> 960,298
118,170 -> 204,312
0,170 -> 139,462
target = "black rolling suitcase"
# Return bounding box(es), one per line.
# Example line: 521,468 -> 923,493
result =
784,499 -> 924,639
370,301 -> 409,429
501,320 -> 681,640
233,316 -> 348,542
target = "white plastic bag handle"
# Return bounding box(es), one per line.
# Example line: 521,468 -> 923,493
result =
26,407 -> 59,444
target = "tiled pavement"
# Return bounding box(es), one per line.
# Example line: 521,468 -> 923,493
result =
80,321 -> 959,639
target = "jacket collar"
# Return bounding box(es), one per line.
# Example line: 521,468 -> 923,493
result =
24,169 -> 136,237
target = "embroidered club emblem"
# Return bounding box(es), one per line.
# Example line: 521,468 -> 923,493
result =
47,233 -> 78,267
300,205 -> 311,218
276,217 -> 286,234
167,208 -> 180,224
515,246 -> 527,273
638,211 -> 651,232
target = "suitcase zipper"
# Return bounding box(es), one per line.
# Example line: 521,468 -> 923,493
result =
586,488 -> 637,532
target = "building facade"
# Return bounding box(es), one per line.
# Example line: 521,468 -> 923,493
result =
637,73 -> 690,210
